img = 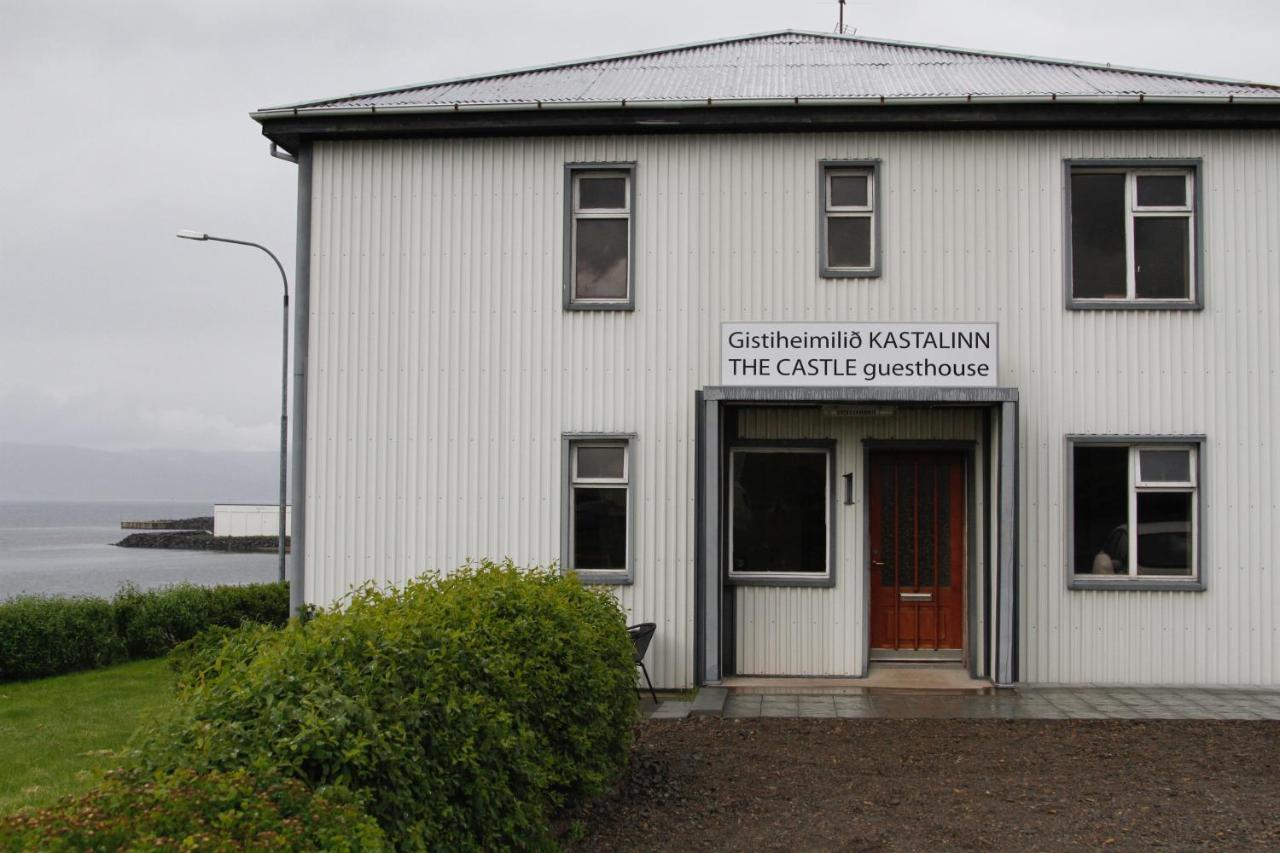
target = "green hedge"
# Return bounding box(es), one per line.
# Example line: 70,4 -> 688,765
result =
114,581 -> 289,659
0,582 -> 289,682
0,768 -> 386,851
0,596 -> 125,680
140,560 -> 638,850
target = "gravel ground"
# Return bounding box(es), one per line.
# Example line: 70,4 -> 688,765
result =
564,717 -> 1280,851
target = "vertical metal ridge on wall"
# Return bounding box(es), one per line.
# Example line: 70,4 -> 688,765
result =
307,129 -> 1280,687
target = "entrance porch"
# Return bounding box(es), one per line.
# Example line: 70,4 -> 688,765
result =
695,386 -> 1020,687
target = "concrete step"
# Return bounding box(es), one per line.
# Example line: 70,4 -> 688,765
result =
722,666 -> 995,696
690,686 -> 728,716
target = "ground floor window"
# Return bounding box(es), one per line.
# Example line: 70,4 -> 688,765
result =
728,443 -> 833,586
1069,437 -> 1202,589
563,435 -> 633,583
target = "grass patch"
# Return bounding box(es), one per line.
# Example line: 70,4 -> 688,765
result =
0,657 -> 174,814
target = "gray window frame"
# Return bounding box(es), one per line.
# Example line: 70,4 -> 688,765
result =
726,439 -> 837,588
1066,434 -> 1206,592
563,163 -> 637,311
561,432 -> 636,584
818,159 -> 882,279
1064,159 -> 1204,311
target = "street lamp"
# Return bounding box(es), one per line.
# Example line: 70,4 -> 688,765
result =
177,230 -> 289,583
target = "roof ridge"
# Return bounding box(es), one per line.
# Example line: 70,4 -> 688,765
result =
787,30 -> 1277,89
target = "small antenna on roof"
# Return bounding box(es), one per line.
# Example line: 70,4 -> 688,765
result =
836,0 -> 847,34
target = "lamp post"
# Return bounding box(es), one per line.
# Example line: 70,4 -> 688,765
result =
177,230 -> 289,583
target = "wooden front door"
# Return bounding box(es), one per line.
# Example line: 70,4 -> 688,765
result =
868,451 -> 966,652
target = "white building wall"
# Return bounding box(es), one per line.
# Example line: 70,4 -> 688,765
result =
305,129 -> 1280,687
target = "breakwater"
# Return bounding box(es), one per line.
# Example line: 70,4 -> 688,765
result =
115,531 -> 289,553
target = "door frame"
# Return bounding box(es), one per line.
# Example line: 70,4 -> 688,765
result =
862,440 -> 978,672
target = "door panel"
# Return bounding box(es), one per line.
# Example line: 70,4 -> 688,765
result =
868,451 -> 965,651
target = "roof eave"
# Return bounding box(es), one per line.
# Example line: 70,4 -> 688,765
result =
255,99 -> 1280,159
251,92 -> 1280,122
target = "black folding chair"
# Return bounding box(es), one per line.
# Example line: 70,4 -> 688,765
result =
626,622 -> 658,703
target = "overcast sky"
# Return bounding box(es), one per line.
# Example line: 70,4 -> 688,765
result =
2,0 -> 1278,452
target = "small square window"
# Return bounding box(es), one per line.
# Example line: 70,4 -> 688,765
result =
829,174 -> 869,207
1138,449 -> 1192,485
565,165 -> 634,310
827,217 -> 872,269
575,445 -> 626,481
1135,175 -> 1186,207
1067,162 -> 1200,308
577,176 -> 627,210
820,161 -> 880,278
1069,438 -> 1203,589
562,436 -> 634,583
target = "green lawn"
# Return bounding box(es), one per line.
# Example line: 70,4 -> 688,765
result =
0,658 -> 175,814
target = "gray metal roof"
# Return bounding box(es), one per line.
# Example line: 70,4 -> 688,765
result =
256,30 -> 1280,116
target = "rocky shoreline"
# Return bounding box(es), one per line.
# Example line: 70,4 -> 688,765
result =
115,531 -> 289,553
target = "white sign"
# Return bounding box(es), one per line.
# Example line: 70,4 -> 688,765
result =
721,322 -> 998,387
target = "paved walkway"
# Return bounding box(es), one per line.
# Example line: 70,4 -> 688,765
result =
649,687 -> 1280,720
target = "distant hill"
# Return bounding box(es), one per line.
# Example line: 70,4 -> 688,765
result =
0,443 -> 285,502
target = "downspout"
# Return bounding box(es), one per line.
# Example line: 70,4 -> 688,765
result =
289,143 -> 313,619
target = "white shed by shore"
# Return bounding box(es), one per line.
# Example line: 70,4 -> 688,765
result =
213,504 -> 292,538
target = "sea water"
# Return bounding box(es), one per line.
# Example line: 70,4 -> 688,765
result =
0,501 -> 278,600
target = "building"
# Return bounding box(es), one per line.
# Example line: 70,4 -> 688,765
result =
213,504 -> 293,538
253,31 -> 1280,689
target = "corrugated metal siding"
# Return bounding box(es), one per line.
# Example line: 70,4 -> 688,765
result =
307,129 -> 1280,687
298,33 -> 1280,111
733,407 -> 983,676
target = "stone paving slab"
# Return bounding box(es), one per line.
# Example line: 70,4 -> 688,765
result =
650,686 -> 1280,720
724,694 -> 763,718
833,696 -> 876,719
796,697 -> 838,718
760,695 -> 800,718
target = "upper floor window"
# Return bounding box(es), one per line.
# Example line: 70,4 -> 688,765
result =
819,161 -> 880,278
565,164 -> 634,310
1067,161 -> 1201,309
